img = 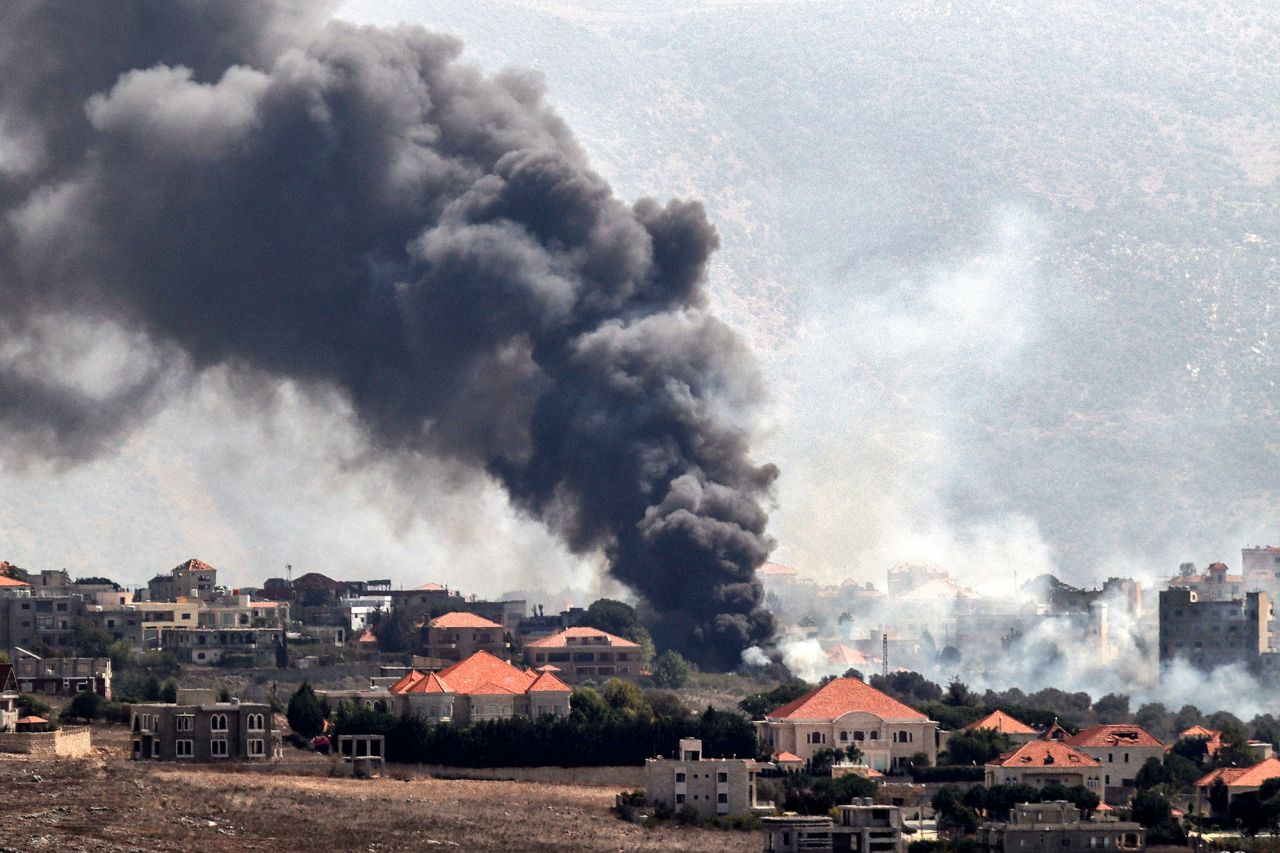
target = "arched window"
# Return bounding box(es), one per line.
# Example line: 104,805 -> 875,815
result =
211,714 -> 228,732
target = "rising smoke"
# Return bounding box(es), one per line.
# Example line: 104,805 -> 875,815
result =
0,1 -> 777,667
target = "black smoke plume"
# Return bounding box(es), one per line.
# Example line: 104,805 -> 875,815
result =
0,1 -> 777,667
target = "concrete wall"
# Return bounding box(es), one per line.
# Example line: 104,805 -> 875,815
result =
0,726 -> 92,757
419,764 -> 644,787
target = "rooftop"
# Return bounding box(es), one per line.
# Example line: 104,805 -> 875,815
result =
765,677 -> 927,722
172,558 -> 215,574
965,709 -> 1038,735
1065,724 -> 1165,749
429,611 -> 504,630
989,740 -> 1100,769
524,627 -> 640,649
1196,757 -> 1280,789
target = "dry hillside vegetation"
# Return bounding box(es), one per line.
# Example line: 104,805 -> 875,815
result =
2,755 -> 756,852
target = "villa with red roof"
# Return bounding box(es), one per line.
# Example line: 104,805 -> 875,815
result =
985,740 -> 1103,792
1196,757 -> 1280,814
388,651 -> 571,724
964,710 -> 1039,744
755,677 -> 939,770
419,611 -> 510,663
1064,724 -> 1166,803
1179,724 -> 1224,757
523,627 -> 643,682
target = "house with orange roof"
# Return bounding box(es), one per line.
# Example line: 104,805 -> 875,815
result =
1064,724 -> 1166,803
755,677 -> 939,770
388,651 -> 571,725
0,571 -> 31,599
985,740 -> 1103,793
147,558 -> 218,602
420,611 -> 510,663
1178,724 -> 1223,757
523,627 -> 644,682
963,710 -> 1039,744
1195,757 -> 1280,814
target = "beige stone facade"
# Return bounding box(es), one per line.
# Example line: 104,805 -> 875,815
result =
644,738 -> 764,819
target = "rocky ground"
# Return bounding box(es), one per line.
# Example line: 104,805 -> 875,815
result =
2,730 -> 757,853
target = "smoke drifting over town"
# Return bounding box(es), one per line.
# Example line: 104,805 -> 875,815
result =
0,2 -> 777,666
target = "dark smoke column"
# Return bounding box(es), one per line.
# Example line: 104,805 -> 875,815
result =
0,1 -> 776,667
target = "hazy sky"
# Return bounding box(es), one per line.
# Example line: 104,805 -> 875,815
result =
2,0 -> 1278,598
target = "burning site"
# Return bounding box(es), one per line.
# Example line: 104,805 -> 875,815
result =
2,1 -> 1280,850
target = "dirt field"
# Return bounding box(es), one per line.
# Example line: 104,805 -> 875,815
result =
3,733 -> 758,853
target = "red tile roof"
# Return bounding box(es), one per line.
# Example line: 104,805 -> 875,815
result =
353,628 -> 378,644
825,644 -> 870,667
774,751 -> 804,764
1065,724 -> 1165,749
765,677 -> 927,721
524,627 -> 640,650
1196,757 -> 1280,789
173,558 -> 215,574
528,671 -> 572,693
0,574 -> 30,588
415,582 -> 448,591
389,670 -> 452,694
759,562 -> 800,576
989,740 -> 1100,769
965,710 -> 1038,735
429,612 -> 503,630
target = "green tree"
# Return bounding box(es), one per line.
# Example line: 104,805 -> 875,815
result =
373,607 -> 416,654
62,690 -> 104,722
18,693 -> 51,719
1092,692 -> 1131,721
287,682 -> 327,738
1230,777 -> 1280,836
942,728 -> 1012,766
739,680 -> 814,719
650,650 -> 690,689
160,679 -> 178,703
73,620 -> 113,657
1131,789 -> 1186,845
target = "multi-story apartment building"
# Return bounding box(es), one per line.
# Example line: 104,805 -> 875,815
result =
130,697 -> 278,761
158,626 -> 285,666
0,594 -> 86,653
523,627 -> 643,681
83,599 -> 202,649
13,655 -> 112,698
420,612 -> 510,663
1168,561 -> 1247,602
1158,588 -> 1271,670
645,738 -> 766,819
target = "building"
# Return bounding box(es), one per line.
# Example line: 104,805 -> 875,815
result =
130,697 -> 278,761
1178,724 -> 1223,756
420,611 -> 510,663
978,801 -> 1143,852
1194,757 -> 1280,814
0,664 -> 19,731
523,627 -> 643,681
147,558 -> 218,603
984,740 -> 1103,793
762,801 -> 906,853
388,650 -> 572,725
1063,725 -> 1166,804
83,598 -> 202,649
1158,588 -> 1270,670
963,710 -> 1039,745
13,656 -> 111,698
0,593 -> 86,653
886,561 -> 949,597
158,626 -> 284,666
645,737 -> 767,819
755,677 -> 939,770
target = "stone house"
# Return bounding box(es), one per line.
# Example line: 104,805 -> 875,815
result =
645,738 -> 767,819
130,698 -> 278,762
523,627 -> 644,682
755,677 -> 939,770
984,740 -> 1104,793
963,710 -> 1040,745
13,656 -> 112,698
419,611 -> 510,663
388,650 -> 572,725
762,801 -> 906,852
147,558 -> 219,603
1195,756 -> 1280,815
1063,724 -> 1166,804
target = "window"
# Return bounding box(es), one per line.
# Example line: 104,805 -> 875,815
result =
839,730 -> 848,742
176,715 -> 194,732
675,772 -> 686,783
248,739 -> 265,757
176,739 -> 193,758
1123,753 -> 1129,763
717,793 -> 728,803
717,772 -> 728,783
152,739 -> 160,758
248,713 -> 264,731
675,794 -> 685,804
854,731 -> 865,741
870,731 -> 879,740
210,738 -> 229,758
210,713 -> 228,732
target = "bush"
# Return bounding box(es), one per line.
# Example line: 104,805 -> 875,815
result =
18,693 -> 51,719
287,682 -> 327,738
62,690 -> 104,722
911,765 -> 984,783
650,650 -> 690,689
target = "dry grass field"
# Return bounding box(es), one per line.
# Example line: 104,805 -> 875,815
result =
3,735 -> 758,853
